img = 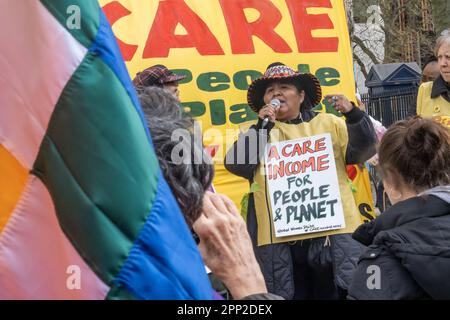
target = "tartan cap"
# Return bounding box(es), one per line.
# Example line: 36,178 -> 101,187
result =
133,65 -> 186,90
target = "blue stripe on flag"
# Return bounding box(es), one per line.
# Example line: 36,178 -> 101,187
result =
114,172 -> 213,300
86,4 -> 213,299
89,9 -> 152,145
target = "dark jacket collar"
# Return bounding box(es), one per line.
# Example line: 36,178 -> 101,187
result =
283,110 -> 317,124
431,75 -> 450,102
353,192 -> 450,299
353,194 -> 450,246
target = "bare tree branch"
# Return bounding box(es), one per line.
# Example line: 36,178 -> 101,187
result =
353,35 -> 382,65
353,52 -> 369,78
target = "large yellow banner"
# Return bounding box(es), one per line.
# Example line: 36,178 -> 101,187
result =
100,0 -> 357,209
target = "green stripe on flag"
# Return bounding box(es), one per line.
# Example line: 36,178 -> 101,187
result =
40,0 -> 99,49
35,136 -> 134,283
33,52 -> 159,283
106,283 -> 137,300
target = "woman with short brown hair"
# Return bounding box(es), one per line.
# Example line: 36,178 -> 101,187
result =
349,117 -> 450,299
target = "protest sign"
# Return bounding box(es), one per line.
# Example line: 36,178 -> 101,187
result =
264,133 -> 345,237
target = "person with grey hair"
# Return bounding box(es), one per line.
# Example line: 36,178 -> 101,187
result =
138,87 -> 283,300
139,87 -> 213,227
416,28 -> 450,127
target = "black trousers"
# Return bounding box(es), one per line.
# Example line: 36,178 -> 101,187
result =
289,240 -> 346,300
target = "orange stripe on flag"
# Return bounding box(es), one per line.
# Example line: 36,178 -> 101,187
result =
0,175 -> 109,299
0,145 -> 28,233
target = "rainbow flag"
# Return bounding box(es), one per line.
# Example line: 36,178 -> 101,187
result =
0,0 -> 212,299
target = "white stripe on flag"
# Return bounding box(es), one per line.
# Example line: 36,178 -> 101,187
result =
0,1 -> 87,169
0,175 -> 109,299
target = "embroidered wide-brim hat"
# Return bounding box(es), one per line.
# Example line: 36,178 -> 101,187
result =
247,63 -> 322,113
133,64 -> 186,89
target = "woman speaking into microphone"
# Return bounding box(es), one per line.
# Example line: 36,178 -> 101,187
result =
224,62 -> 377,300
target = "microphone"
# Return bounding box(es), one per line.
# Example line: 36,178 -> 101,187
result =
262,98 -> 281,128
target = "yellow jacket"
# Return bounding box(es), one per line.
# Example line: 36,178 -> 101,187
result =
417,81 -> 450,128
252,113 -> 360,246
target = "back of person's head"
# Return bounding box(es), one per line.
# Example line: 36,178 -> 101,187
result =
421,56 -> 440,83
423,56 -> 438,69
378,116 -> 450,193
138,87 -> 214,227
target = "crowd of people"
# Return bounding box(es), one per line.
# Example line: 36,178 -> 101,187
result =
132,30 -> 450,300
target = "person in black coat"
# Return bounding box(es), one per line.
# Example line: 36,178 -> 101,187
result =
348,116 -> 450,299
225,62 -> 377,299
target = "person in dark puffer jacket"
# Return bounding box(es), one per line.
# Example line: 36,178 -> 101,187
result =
348,116 -> 450,299
225,62 -> 377,299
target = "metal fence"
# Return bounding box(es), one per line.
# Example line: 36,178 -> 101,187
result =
360,88 -> 419,212
360,88 -> 418,128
